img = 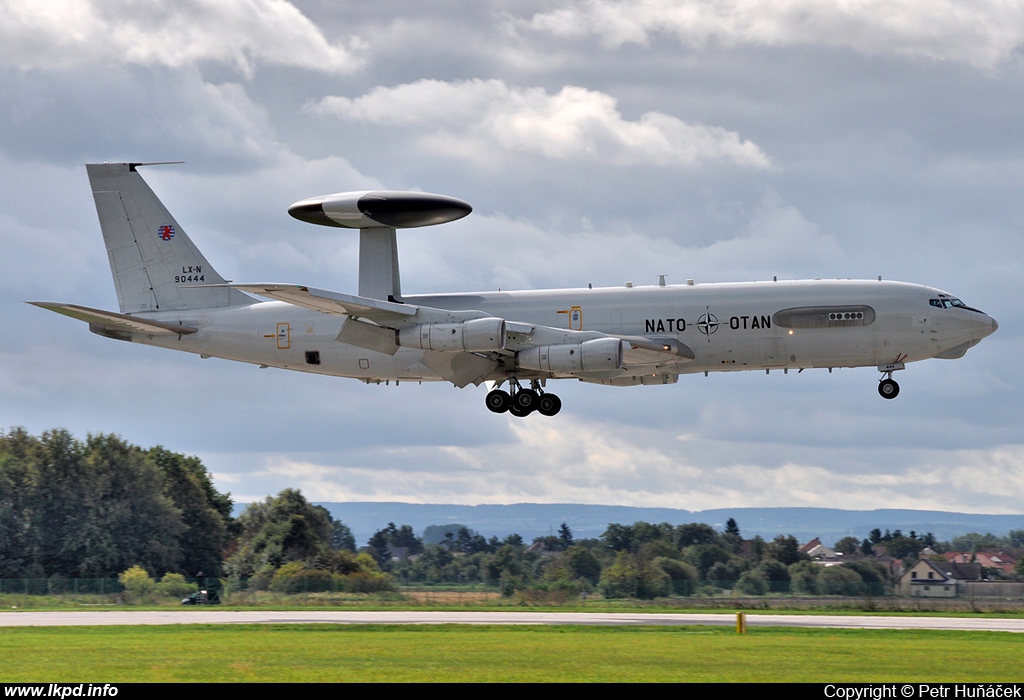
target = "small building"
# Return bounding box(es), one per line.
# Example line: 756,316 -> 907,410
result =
943,550 -> 1018,578
899,560 -> 982,597
801,538 -> 841,563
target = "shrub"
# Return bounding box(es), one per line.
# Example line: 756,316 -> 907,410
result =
156,573 -> 196,598
118,565 -> 155,602
269,563 -> 340,593
735,571 -> 767,596
345,572 -> 395,593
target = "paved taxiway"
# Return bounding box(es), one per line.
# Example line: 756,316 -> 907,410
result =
2,611 -> 1023,632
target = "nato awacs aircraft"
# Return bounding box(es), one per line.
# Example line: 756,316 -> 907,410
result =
33,162 -> 998,417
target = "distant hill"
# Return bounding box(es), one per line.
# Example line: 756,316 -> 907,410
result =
285,502 -> 1024,548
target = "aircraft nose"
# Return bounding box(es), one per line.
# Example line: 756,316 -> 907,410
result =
973,313 -> 998,341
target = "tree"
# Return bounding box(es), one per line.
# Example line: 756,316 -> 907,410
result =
0,437 -> 33,577
724,518 -> 740,537
368,521 -> 423,564
148,446 -> 232,577
226,488 -> 335,580
331,520 -> 356,552
675,523 -> 718,548
601,521 -> 674,553
656,557 -> 700,595
564,546 -> 601,585
682,543 -> 732,580
765,535 -> 805,566
722,518 -> 742,553
32,432 -> 184,578
755,558 -> 791,593
819,566 -> 863,595
735,570 -> 767,596
558,522 -> 574,549
951,532 -> 1005,551
0,430 -> 237,579
788,560 -> 820,594
599,550 -> 669,599
706,559 -> 743,589
885,535 -> 924,560
833,536 -> 860,556
454,526 -> 488,554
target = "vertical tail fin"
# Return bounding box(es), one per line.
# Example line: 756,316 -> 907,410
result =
87,162 -> 251,313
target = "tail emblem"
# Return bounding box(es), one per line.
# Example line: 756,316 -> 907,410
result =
157,224 -> 175,241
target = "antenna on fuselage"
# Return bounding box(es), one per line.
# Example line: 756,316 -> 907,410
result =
287,190 -> 472,301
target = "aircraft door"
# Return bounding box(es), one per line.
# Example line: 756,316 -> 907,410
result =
277,322 -> 291,349
557,306 -> 584,330
759,337 -> 785,366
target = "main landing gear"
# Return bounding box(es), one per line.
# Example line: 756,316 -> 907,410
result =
485,379 -> 561,417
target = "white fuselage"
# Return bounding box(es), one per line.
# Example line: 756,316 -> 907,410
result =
121,279 -> 997,385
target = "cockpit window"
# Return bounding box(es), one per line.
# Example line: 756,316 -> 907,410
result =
930,298 -> 966,309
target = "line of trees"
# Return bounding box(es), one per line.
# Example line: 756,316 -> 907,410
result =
3,428 -> 1022,599
0,428 -> 231,580
370,519 -> 899,598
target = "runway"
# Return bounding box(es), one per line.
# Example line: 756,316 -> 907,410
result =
3,610 -> 1024,632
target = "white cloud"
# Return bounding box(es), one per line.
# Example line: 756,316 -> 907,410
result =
0,0 -> 362,75
206,417 -> 1024,513
525,0 -> 1024,68
309,79 -> 770,169
398,189 -> 840,293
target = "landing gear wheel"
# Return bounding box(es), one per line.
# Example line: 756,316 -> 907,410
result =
485,389 -> 511,413
515,388 -> 539,411
878,378 -> 900,400
509,403 -> 531,417
537,394 -> 562,417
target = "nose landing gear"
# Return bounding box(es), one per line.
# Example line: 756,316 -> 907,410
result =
485,379 -> 561,417
877,357 -> 906,400
878,377 -> 900,399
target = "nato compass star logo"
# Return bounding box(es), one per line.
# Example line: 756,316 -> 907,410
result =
697,309 -> 719,340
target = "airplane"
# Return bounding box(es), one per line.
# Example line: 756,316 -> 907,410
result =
32,162 -> 998,417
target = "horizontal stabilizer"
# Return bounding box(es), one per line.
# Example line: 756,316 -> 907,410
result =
29,302 -> 197,336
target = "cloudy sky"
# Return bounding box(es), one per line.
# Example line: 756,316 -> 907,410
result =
1,0 -> 1021,518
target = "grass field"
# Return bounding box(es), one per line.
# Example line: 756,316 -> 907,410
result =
1,624 -> 1022,682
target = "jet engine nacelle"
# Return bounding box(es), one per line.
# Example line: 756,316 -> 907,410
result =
397,318 -> 506,352
517,337 -> 624,374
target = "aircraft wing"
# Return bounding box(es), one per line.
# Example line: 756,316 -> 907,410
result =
222,284 -> 417,324
224,284 -> 692,386
28,302 -> 198,336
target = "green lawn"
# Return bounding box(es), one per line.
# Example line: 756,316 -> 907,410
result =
1,624 -> 1022,682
